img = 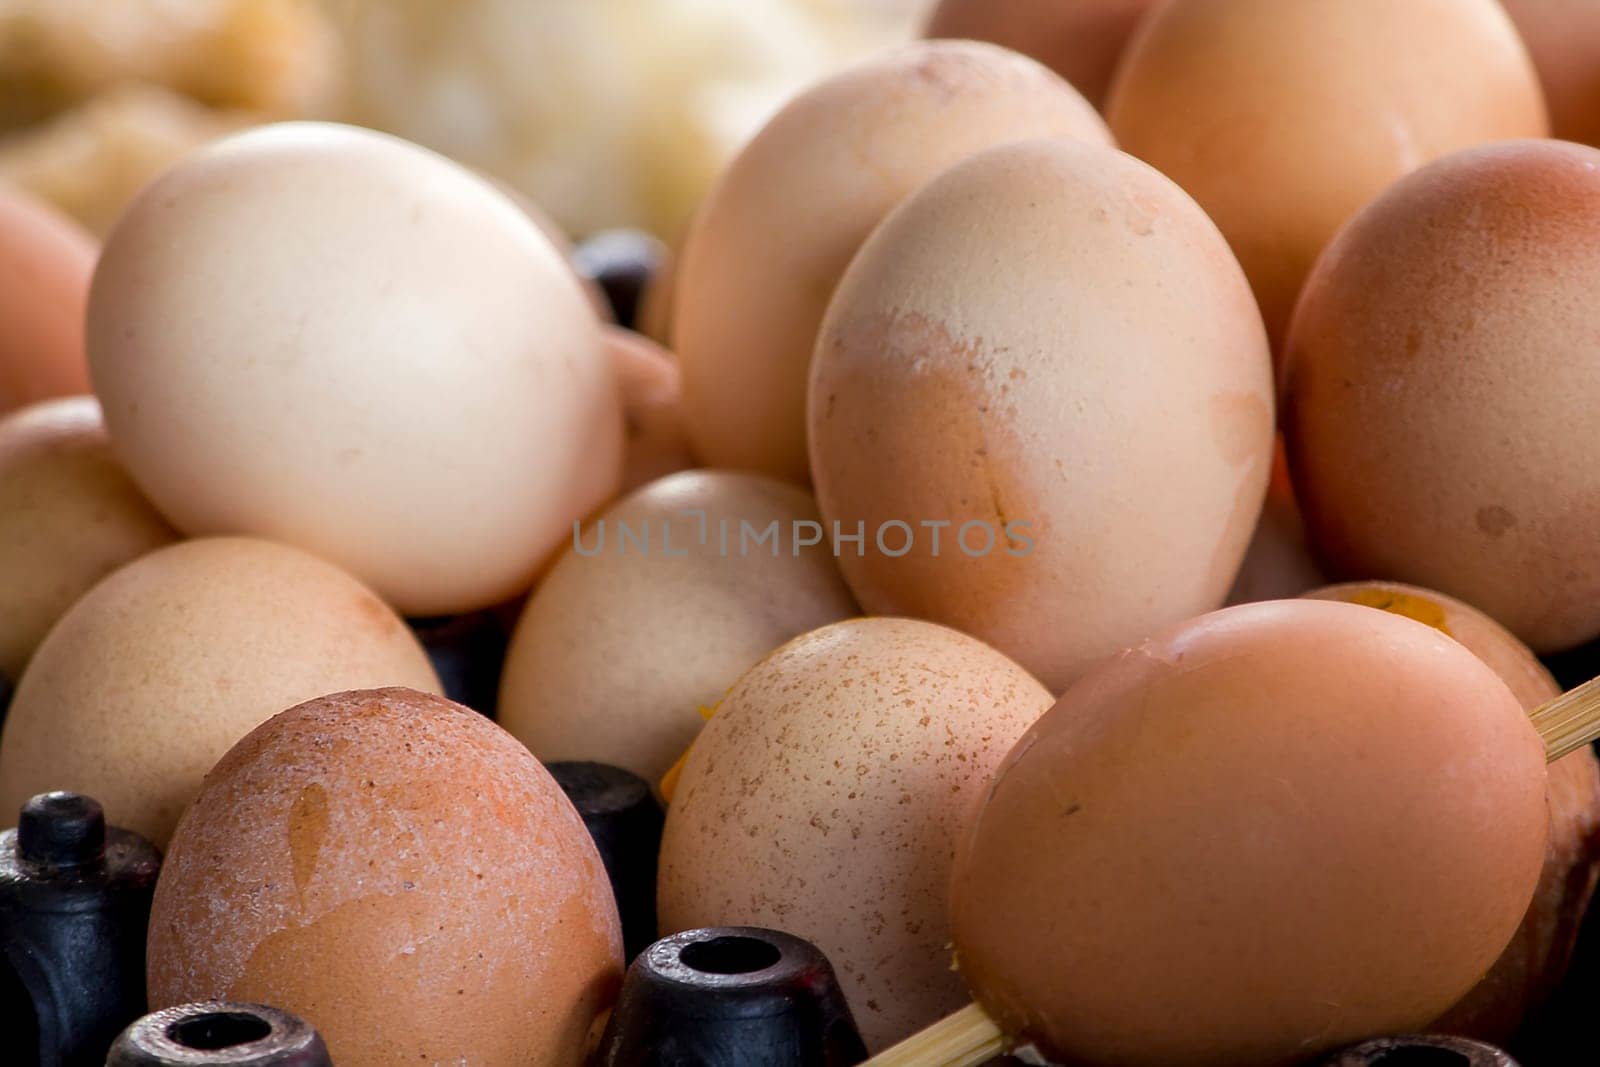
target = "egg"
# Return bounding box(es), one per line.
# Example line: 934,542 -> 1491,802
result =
1106,0 -> 1548,348
1284,140 -> 1600,653
86,121 -> 623,616
0,182 -> 95,414
1501,0 -> 1600,147
0,396 -> 176,682
0,537 -> 440,845
1305,581 -> 1600,1042
924,0 -> 1157,109
657,617 -> 1052,1050
604,326 -> 695,496
498,470 -> 856,785
809,138 -> 1273,692
146,687 -> 623,1067
674,39 -> 1111,484
1225,442 -> 1325,606
950,599 -> 1549,1066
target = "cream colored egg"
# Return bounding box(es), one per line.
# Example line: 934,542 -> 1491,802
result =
657,617 -> 1052,1050
0,396 -> 175,681
0,537 -> 440,845
499,470 -> 856,785
674,39 -> 1111,484
810,138 -> 1273,692
87,122 -> 622,616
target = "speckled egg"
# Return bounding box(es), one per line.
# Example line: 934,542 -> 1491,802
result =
147,687 -> 623,1067
656,617 -> 1052,1050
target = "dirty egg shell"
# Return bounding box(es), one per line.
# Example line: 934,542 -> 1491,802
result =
674,39 -> 1110,484
0,184 -> 96,414
0,536 -> 440,846
499,470 -> 856,786
1107,0 -> 1548,348
809,138 -> 1273,692
657,617 -> 1053,1051
0,396 -> 175,681
147,687 -> 623,1067
87,121 -> 622,616
950,599 -> 1548,1067
1284,140 -> 1600,653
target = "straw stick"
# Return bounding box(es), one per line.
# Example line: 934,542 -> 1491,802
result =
860,1003 -> 1005,1067
1532,674 -> 1600,762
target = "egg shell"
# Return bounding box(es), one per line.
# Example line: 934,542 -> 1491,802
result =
1107,0 -> 1548,349
657,617 -> 1052,1050
950,599 -> 1548,1066
1284,139 -> 1600,653
0,183 -> 95,413
674,39 -> 1111,484
498,470 -> 856,785
604,326 -> 696,495
0,536 -> 440,845
1501,0 -> 1600,147
924,0 -> 1157,109
86,121 -> 622,616
0,396 -> 175,681
147,687 -> 623,1067
1305,581 -> 1600,1041
809,138 -> 1273,692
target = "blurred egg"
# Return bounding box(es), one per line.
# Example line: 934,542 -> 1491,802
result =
0,537 -> 440,845
675,39 -> 1111,483
810,138 -> 1272,692
1284,140 -> 1600,652
950,599 -> 1548,1066
0,396 -> 175,682
1107,0 -> 1548,348
924,0 -> 1157,108
0,182 -> 95,414
657,617 -> 1052,1049
1226,441 -> 1325,605
87,121 -> 622,616
1305,580 -> 1600,1041
147,687 -> 622,1067
499,470 -> 856,785
604,326 -> 696,496
1501,0 -> 1600,147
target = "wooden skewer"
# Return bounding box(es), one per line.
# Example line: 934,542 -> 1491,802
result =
863,677 -> 1600,1067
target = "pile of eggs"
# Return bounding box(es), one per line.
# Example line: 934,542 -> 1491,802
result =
3,1 -> 1600,1065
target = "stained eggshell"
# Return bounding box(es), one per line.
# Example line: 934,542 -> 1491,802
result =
674,39 -> 1111,484
925,0 -> 1157,109
1284,140 -> 1600,653
0,183 -> 96,414
657,617 -> 1052,1050
1501,0 -> 1600,147
604,326 -> 695,495
1305,581 -> 1600,1042
950,600 -> 1549,1067
1107,0 -> 1548,348
147,687 -> 623,1067
87,122 -> 622,616
0,396 -> 175,681
809,138 -> 1273,692
0,537 -> 440,845
498,470 -> 856,785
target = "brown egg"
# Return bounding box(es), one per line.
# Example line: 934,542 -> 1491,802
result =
0,537 -> 440,845
604,326 -> 695,495
1107,0 -> 1548,349
0,183 -> 95,414
147,687 -> 623,1067
810,138 -> 1273,692
1305,581 -> 1600,1041
925,0 -> 1157,109
0,396 -> 175,681
657,617 -> 1052,1050
1501,0 -> 1600,147
1284,140 -> 1600,653
499,470 -> 856,785
675,39 -> 1110,484
951,600 -> 1549,1067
